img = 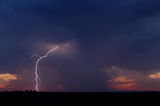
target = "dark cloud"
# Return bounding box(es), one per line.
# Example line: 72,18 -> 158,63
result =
0,0 -> 160,91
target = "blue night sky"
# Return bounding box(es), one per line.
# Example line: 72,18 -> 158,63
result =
1,0 -> 160,91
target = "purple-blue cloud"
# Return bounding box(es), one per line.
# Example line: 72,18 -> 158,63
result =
0,0 -> 160,91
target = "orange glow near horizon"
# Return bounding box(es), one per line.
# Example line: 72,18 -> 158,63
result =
109,83 -> 137,90
0,73 -> 18,88
149,72 -> 160,79
108,76 -> 137,90
108,76 -> 135,83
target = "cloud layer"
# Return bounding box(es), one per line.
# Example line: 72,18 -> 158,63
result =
0,73 -> 19,89
105,66 -> 160,91
1,0 -> 160,91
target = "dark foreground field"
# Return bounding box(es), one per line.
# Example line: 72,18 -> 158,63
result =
0,92 -> 160,105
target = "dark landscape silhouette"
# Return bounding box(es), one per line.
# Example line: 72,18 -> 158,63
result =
0,91 -> 160,105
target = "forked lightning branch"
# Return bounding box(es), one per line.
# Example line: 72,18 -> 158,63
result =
31,46 -> 59,92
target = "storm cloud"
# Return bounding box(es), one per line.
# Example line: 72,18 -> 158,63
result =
0,0 -> 160,91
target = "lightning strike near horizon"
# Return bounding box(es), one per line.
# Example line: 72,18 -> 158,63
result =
31,46 -> 59,92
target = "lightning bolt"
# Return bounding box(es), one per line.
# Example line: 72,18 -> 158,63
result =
31,46 -> 58,92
